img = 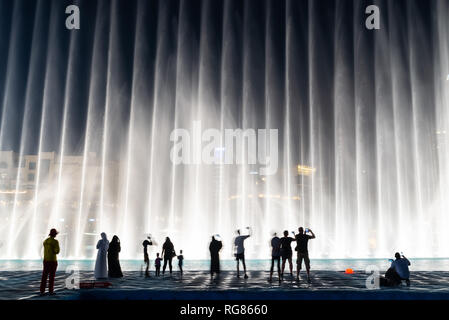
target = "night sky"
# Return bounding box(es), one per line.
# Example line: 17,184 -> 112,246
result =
0,0 -> 438,159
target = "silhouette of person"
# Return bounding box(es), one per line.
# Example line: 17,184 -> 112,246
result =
209,235 -> 222,279
40,228 -> 60,295
94,232 -> 109,279
390,252 -> 411,286
155,253 -> 162,276
142,236 -> 153,277
108,235 -> 123,278
295,227 -> 315,282
177,250 -> 184,276
234,227 -> 251,279
269,233 -> 281,282
161,237 -> 176,275
280,230 -> 295,279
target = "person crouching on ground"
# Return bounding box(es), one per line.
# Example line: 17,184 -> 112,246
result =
40,228 -> 60,295
390,252 -> 411,286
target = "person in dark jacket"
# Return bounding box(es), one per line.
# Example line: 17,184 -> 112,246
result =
209,235 -> 222,279
280,230 -> 295,279
177,250 -> 184,276
269,233 -> 281,282
107,235 -> 123,278
142,236 -> 154,277
161,237 -> 176,275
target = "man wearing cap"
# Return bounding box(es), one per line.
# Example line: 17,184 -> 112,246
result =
40,228 -> 60,295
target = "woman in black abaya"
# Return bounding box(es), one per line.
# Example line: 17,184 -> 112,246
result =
209,235 -> 222,279
108,235 -> 123,278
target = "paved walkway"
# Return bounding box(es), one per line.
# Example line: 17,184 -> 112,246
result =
1,270 -> 449,300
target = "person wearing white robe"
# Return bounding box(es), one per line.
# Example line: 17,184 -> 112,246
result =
94,232 -> 109,279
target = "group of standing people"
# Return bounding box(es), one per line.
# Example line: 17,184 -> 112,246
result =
142,236 -> 184,277
95,233 -> 185,279
39,229 -> 124,295
94,232 -> 123,279
208,227 -> 253,280
207,226 -> 316,283
270,227 -> 316,283
38,226 -> 412,295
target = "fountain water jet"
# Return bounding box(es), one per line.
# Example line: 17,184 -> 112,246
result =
0,0 -> 447,260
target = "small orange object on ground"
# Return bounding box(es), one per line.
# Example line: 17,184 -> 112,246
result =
345,268 -> 354,274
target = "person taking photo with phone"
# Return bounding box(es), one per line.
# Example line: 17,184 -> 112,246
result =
295,227 -> 315,283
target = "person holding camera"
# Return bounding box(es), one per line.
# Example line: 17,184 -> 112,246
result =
295,227 -> 315,283
390,252 -> 411,286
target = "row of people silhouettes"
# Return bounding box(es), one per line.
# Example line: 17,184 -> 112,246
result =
270,227 -> 316,282
142,235 -> 184,277
41,227 -> 413,290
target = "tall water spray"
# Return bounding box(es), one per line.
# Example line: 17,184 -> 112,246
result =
0,0 -> 448,260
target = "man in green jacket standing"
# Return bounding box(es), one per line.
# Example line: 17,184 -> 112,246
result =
40,228 -> 60,295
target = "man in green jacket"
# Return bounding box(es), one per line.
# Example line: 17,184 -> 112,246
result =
40,228 -> 60,295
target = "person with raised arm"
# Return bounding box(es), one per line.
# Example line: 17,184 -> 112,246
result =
142,235 -> 154,277
233,227 -> 251,279
295,227 -> 315,283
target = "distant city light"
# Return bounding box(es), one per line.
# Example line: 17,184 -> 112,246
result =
297,165 -> 316,176
89,218 -> 95,222
0,190 -> 27,194
228,194 -> 300,200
